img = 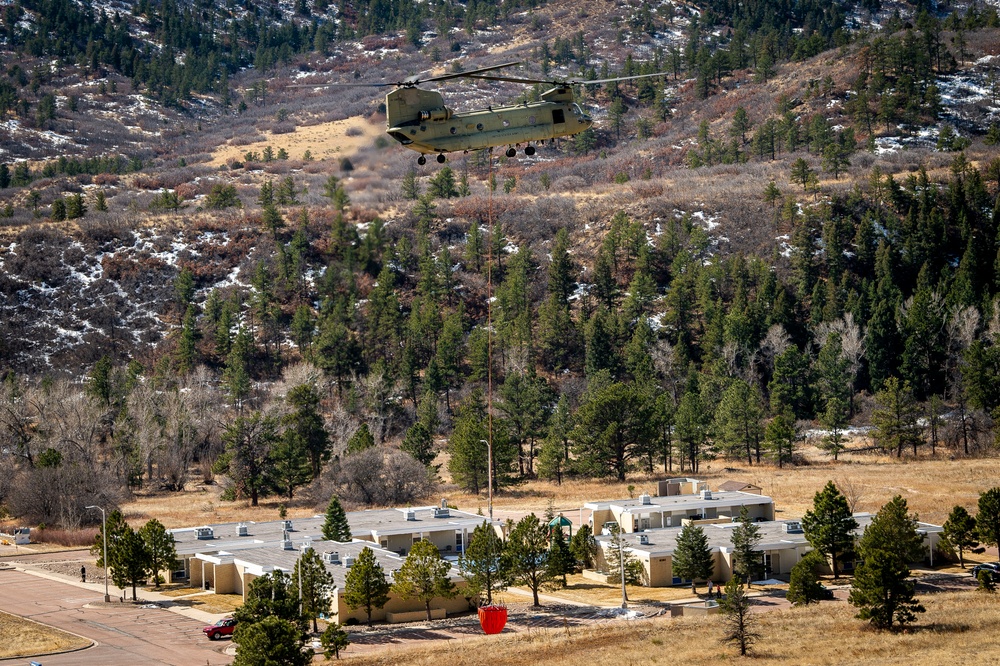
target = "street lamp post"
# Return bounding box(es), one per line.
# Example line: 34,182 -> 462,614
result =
85,505 -> 111,603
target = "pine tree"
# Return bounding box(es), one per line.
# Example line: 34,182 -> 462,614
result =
786,551 -> 829,605
849,495 -> 926,630
320,623 -> 350,659
401,422 -> 436,468
712,381 -> 764,465
391,539 -> 456,620
720,579 -> 759,656
731,506 -> 763,584
459,521 -> 507,606
764,408 -> 797,468
322,496 -> 352,542
570,524 -> 597,571
506,514 -> 552,606
293,548 -> 335,632
285,384 -> 329,477
871,377 -> 921,457
401,169 -> 420,200
233,616 -> 310,666
546,526 -> 573,587
605,525 -> 643,591
343,546 -> 390,626
139,519 -> 179,589
941,505 -> 979,568
672,523 -> 714,593
801,482 -> 858,579
976,488 -> 1000,555
93,510 -> 151,601
345,423 -> 375,455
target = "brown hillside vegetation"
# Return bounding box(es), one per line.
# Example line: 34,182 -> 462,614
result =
343,590 -> 1000,665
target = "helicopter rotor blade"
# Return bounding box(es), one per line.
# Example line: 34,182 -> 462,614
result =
409,61 -> 523,85
461,74 -> 562,85
563,71 -> 671,86
287,82 -> 398,88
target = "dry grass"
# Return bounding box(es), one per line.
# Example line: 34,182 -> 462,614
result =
520,574 -> 697,606
208,116 -> 384,166
120,453 -> 1000,532
171,593 -> 243,614
342,590 -> 1000,665
0,610 -> 91,659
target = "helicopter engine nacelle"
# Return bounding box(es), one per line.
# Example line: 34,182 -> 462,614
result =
386,88 -> 447,127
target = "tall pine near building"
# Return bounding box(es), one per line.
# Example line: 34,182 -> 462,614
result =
849,496 -> 925,630
672,523 -> 714,593
322,496 -> 352,542
801,481 -> 858,579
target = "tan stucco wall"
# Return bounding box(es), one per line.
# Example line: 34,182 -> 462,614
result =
334,584 -> 472,624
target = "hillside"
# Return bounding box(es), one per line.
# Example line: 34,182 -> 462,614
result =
0,0 -> 999,542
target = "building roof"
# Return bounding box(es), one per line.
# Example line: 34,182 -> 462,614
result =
584,490 -> 773,515
717,481 -> 762,492
594,513 -> 943,558
169,507 -> 497,557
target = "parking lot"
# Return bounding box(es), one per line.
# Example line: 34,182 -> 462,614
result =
0,568 -> 232,665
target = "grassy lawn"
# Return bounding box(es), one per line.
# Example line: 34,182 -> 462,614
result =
146,584 -> 206,597
0,610 -> 91,659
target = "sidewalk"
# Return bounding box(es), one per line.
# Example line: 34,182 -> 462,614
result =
6,559 -> 226,624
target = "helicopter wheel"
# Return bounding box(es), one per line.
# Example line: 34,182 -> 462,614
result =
525,146 -> 536,156
417,155 -> 427,166
505,147 -> 516,158
436,154 -> 446,163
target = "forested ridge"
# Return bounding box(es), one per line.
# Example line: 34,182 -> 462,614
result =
1,0 -> 1000,529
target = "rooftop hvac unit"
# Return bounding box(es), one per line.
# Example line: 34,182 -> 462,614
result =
640,493 -> 652,505
196,527 -> 214,540
282,520 -> 293,532
237,523 -> 249,537
638,534 -> 649,545
700,489 -> 713,500
783,521 -> 803,533
405,510 -> 416,521
434,507 -> 451,518
343,556 -> 355,568
282,538 -> 295,550
325,552 -> 340,564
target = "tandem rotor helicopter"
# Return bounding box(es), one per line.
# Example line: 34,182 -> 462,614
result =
297,62 -> 669,165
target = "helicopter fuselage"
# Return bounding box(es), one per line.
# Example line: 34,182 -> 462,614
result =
385,86 -> 592,156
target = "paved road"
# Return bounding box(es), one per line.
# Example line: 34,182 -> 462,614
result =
0,568 -> 232,665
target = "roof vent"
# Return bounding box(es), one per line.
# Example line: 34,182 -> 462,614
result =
640,493 -> 652,505
638,534 -> 649,545
237,523 -> 249,537
343,556 -> 355,568
441,498 -> 448,509
301,538 -> 313,553
196,527 -> 214,540
700,489 -> 713,500
405,509 -> 416,521
783,521 -> 803,533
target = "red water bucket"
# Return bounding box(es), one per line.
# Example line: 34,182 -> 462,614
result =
478,604 -> 508,634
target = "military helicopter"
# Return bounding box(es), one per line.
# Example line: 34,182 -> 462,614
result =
297,62 -> 669,165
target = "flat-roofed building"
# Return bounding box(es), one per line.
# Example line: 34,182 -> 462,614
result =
592,513 -> 943,587
584,488 -> 775,535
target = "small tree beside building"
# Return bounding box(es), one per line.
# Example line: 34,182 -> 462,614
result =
459,521 -> 508,606
138,519 -> 178,589
505,514 -> 552,606
848,496 -> 926,631
731,506 -> 763,584
801,481 -> 858,579
391,539 -> 456,621
941,505 -> 980,568
343,547 -> 390,626
293,548 -> 335,632
672,523 -> 714,593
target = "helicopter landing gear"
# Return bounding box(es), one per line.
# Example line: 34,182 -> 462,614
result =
505,147 -> 516,158
525,145 -> 536,156
417,155 -> 427,165
436,154 -> 446,163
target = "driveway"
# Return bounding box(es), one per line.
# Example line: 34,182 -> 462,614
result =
0,568 -> 232,665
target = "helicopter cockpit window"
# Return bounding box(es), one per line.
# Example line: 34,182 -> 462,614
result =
572,104 -> 584,116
